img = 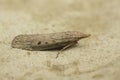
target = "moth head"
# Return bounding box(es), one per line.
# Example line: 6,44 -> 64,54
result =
72,31 -> 91,39
80,34 -> 91,38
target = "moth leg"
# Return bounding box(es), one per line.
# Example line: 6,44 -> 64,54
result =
23,47 -> 33,51
56,41 -> 78,58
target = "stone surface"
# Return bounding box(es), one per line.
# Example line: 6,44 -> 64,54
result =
0,0 -> 120,80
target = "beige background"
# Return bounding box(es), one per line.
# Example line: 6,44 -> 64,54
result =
0,0 -> 120,80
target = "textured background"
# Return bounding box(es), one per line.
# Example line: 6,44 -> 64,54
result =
0,0 -> 120,80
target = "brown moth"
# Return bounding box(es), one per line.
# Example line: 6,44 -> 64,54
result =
12,31 -> 91,58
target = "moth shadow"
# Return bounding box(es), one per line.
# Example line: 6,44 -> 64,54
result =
29,43 -> 78,52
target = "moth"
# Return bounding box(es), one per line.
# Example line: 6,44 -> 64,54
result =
12,31 -> 91,58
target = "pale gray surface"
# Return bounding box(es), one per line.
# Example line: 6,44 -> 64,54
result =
0,0 -> 120,80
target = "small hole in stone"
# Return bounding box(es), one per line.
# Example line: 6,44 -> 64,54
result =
45,42 -> 48,44
52,40 -> 56,43
38,41 -> 41,45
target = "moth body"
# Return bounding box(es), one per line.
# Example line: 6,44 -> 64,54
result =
12,31 -> 90,51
